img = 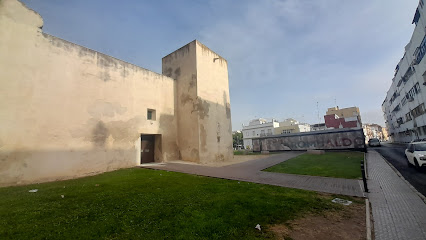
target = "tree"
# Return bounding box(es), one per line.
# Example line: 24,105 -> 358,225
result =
232,131 -> 243,148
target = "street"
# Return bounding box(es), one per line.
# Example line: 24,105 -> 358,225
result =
372,142 -> 426,197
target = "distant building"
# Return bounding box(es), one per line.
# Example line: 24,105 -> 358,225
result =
274,118 -> 310,135
311,123 -> 327,131
242,119 -> 279,149
324,114 -> 361,129
363,124 -> 388,141
324,106 -> 362,130
327,106 -> 362,120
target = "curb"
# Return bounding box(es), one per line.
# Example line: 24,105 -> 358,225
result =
374,150 -> 426,204
365,199 -> 372,240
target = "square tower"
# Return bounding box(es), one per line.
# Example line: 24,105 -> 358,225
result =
162,40 -> 232,163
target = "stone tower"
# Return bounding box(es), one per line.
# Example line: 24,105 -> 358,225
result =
162,40 -> 233,163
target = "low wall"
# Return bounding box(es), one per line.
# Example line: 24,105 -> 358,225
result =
252,128 -> 365,151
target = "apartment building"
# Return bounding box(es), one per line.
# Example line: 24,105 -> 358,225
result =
273,118 -> 311,135
382,0 -> 426,142
242,119 -> 279,149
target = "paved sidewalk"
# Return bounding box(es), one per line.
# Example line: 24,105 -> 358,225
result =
140,152 -> 364,197
367,151 -> 426,240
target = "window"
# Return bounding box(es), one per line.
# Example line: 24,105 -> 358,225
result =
267,129 -> 272,135
147,109 -> 156,120
252,131 -> 255,136
412,103 -> 425,118
397,117 -> 404,126
260,130 -> 265,136
406,112 -> 412,122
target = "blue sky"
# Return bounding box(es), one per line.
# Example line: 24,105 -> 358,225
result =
22,0 -> 419,130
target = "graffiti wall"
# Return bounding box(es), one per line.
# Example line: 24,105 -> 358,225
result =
252,128 -> 365,151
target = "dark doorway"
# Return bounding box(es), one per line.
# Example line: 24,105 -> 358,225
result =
141,134 -> 155,164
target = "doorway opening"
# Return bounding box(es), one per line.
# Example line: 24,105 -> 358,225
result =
141,134 -> 155,164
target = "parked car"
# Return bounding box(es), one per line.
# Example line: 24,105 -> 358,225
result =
368,138 -> 381,147
405,142 -> 426,169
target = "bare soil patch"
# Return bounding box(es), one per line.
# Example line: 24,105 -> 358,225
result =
270,199 -> 366,240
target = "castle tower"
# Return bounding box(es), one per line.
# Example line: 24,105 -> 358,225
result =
162,40 -> 233,163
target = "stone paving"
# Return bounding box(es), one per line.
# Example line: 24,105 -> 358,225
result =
367,151 -> 426,240
140,152 -> 364,197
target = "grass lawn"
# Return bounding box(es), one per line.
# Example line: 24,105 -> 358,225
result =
0,168 -> 345,239
264,151 -> 363,179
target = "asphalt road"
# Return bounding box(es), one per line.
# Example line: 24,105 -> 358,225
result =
372,142 -> 426,197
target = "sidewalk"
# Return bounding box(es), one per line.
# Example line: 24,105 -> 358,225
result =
367,151 -> 426,240
140,152 -> 364,197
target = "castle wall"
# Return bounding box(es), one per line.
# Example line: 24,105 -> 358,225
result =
0,0 -> 179,186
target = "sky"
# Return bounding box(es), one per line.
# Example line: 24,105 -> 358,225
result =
22,0 -> 420,130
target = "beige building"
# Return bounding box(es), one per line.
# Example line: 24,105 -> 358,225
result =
363,124 -> 388,142
326,106 -> 362,124
0,0 -> 232,186
273,118 -> 310,135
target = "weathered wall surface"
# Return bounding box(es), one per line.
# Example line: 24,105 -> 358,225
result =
0,0 -> 179,186
195,41 -> 233,163
162,40 -> 233,164
252,129 -> 365,151
162,41 -> 200,162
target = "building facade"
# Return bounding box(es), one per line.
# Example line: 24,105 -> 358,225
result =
363,124 -> 388,142
324,106 -> 362,130
0,0 -> 232,186
382,1 -> 426,142
242,119 -> 279,149
273,118 -> 310,135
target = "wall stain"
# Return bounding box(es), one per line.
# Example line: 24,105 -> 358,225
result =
200,124 -> 207,152
174,67 -> 181,80
87,101 -> 127,118
78,48 -> 96,58
71,117 -> 142,146
190,148 -> 199,161
121,66 -> 129,78
164,67 -> 173,78
188,74 -> 196,91
223,92 -> 231,119
180,93 -> 193,105
92,121 -> 109,147
101,71 -> 111,82
192,98 -> 210,119
97,53 -> 118,69
215,154 -> 225,162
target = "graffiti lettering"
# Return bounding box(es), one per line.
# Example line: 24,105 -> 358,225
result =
251,130 -> 365,151
342,138 -> 352,147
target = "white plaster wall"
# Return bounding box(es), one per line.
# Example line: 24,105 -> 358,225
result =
0,0 -> 179,186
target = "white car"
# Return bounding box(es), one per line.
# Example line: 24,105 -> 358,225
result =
405,142 -> 426,169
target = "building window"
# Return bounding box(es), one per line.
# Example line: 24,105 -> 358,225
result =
411,103 -> 425,118
406,112 -> 412,122
267,129 -> 272,135
260,130 -> 265,136
252,131 -> 255,136
147,109 -> 156,120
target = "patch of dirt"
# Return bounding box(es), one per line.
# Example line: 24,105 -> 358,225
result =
270,201 -> 366,240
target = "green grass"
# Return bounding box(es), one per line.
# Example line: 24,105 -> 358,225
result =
0,168 -> 343,239
264,152 -> 363,179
